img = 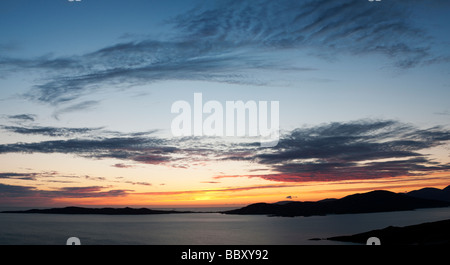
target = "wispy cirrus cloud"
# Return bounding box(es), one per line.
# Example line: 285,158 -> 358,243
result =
0,169 -> 154,188
0,136 -> 176,165
0,123 -> 212,167
0,172 -> 37,181
0,0 -> 445,106
0,171 -> 91,184
1,125 -> 102,137
0,123 -> 157,139
112,163 -> 135,169
52,100 -> 100,119
173,0 -> 431,62
0,120 -> 449,183
6,114 -> 36,122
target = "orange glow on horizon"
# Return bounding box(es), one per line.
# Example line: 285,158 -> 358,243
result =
45,172 -> 450,208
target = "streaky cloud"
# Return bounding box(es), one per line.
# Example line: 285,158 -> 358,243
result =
7,114 -> 36,122
0,125 -> 102,137
0,119 -> 449,183
52,100 -> 100,120
0,0 -> 444,105
221,120 -> 450,182
0,183 -> 132,200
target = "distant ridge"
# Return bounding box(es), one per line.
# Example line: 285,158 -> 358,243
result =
1,206 -> 193,215
3,186 -> 449,217
407,185 -> 450,202
223,189 -> 450,217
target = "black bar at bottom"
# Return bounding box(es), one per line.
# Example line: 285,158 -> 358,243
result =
0,245 -> 447,264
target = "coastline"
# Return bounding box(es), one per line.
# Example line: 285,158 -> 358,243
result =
327,219 -> 450,245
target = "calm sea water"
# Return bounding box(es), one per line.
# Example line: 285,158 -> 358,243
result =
1,207 -> 449,245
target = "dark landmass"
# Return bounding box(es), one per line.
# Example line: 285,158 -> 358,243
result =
328,219 -> 450,245
1,206 -> 194,215
3,186 -> 449,217
223,187 -> 450,217
406,185 -> 450,202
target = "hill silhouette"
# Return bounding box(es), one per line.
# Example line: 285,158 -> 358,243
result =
3,186 -> 449,217
407,185 -> 450,202
1,206 -> 193,215
223,189 -> 450,217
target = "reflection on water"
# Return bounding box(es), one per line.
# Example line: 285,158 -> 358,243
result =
0,207 -> 449,245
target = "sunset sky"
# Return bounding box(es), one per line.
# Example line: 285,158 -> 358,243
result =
0,0 -> 449,208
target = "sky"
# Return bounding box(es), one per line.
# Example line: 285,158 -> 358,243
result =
0,0 -> 449,208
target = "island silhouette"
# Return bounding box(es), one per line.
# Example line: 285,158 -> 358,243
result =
223,186 -> 450,217
1,206 -> 193,215
2,186 -> 449,217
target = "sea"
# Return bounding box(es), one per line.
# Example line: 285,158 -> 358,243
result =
1,206 -> 449,245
